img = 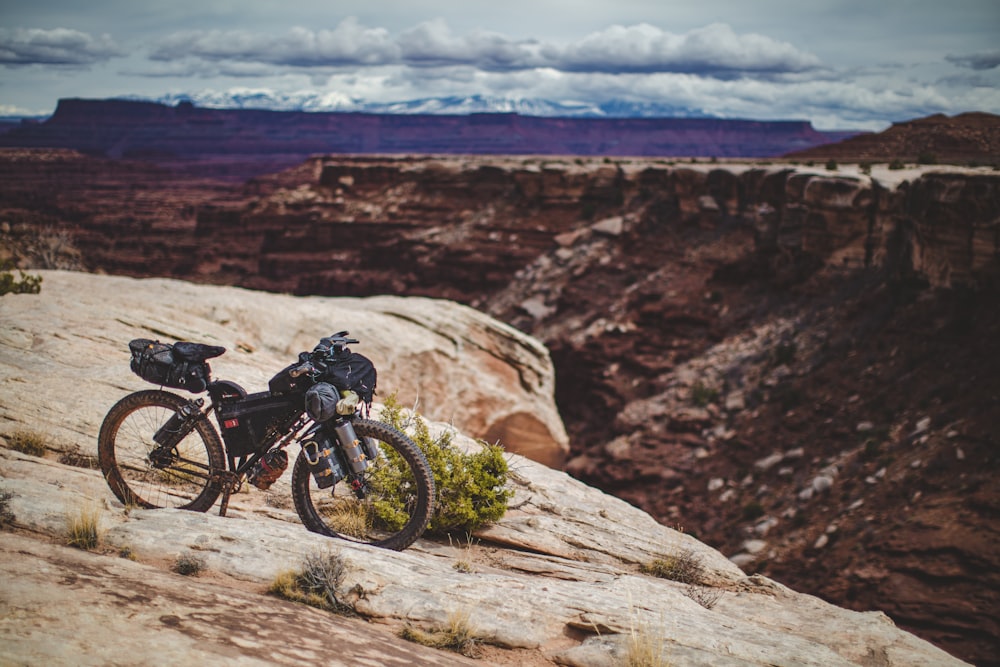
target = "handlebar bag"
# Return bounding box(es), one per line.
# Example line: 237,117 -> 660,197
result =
128,339 -> 209,394
319,352 -> 377,405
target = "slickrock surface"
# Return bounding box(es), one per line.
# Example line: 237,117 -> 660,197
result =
0,272 -> 967,666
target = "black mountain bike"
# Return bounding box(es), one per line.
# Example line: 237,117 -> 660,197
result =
98,332 -> 434,551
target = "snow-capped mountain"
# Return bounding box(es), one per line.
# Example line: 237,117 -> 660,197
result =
119,90 -> 712,119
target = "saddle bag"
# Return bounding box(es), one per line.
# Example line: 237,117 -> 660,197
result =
128,338 -> 222,394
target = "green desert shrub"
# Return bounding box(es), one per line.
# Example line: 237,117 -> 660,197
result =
0,261 -> 42,296
690,382 -> 719,408
378,395 -> 513,535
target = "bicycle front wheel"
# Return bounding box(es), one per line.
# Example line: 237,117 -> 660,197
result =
98,390 -> 224,511
291,418 -> 435,551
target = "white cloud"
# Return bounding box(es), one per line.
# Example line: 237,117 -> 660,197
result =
0,27 -> 123,66
396,19 -> 541,71
149,18 -> 399,67
543,23 -> 822,76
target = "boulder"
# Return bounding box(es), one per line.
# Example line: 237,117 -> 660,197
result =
0,270 -> 568,466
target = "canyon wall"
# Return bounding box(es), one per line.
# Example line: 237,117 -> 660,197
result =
1,150 -> 998,665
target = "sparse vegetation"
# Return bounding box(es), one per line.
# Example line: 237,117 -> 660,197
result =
0,261 -> 42,296
450,533 -> 478,573
0,490 -> 15,527
683,584 -> 723,610
640,549 -> 722,611
917,152 -> 937,165
825,159 -> 838,171
172,553 -> 206,576
888,159 -> 906,170
6,429 -> 47,457
58,450 -> 100,469
118,545 -> 137,560
622,612 -> 670,667
690,382 -> 719,408
741,501 -> 765,521
400,609 -> 482,657
268,549 -> 353,614
66,505 -> 101,550
378,395 -> 512,535
640,548 -> 707,586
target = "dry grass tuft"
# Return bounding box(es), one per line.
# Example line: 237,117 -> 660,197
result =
640,548 -> 706,586
7,429 -> 47,457
400,609 -> 482,657
0,490 -> 15,527
268,549 -> 353,614
66,505 -> 101,550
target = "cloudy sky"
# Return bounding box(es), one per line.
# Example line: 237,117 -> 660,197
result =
2,0 -> 998,129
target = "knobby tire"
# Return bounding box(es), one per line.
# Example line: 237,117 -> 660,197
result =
291,418 -> 435,551
98,390 -> 224,512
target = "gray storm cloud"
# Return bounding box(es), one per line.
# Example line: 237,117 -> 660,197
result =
145,18 -> 821,78
149,18 -> 399,67
946,50 -> 1000,71
0,27 -> 123,66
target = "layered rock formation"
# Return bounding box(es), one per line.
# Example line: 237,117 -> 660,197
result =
785,112 -> 1000,164
2,151 -> 998,664
0,272 -> 966,666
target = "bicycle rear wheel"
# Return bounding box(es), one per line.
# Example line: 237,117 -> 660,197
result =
291,418 -> 434,551
98,390 -> 224,511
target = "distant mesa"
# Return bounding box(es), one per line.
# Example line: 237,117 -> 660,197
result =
0,98 -> 859,179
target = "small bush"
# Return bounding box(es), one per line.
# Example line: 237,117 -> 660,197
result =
917,152 -> 937,165
172,553 -> 206,576
7,429 -> 47,457
640,548 -> 706,586
690,382 -> 719,408
683,584 -> 723,610
0,261 -> 42,296
888,159 -> 906,170
400,609 -> 481,657
0,490 -> 15,527
825,159 -> 838,171
66,506 -> 101,550
378,395 -> 513,535
118,545 -> 137,560
268,549 -> 352,614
